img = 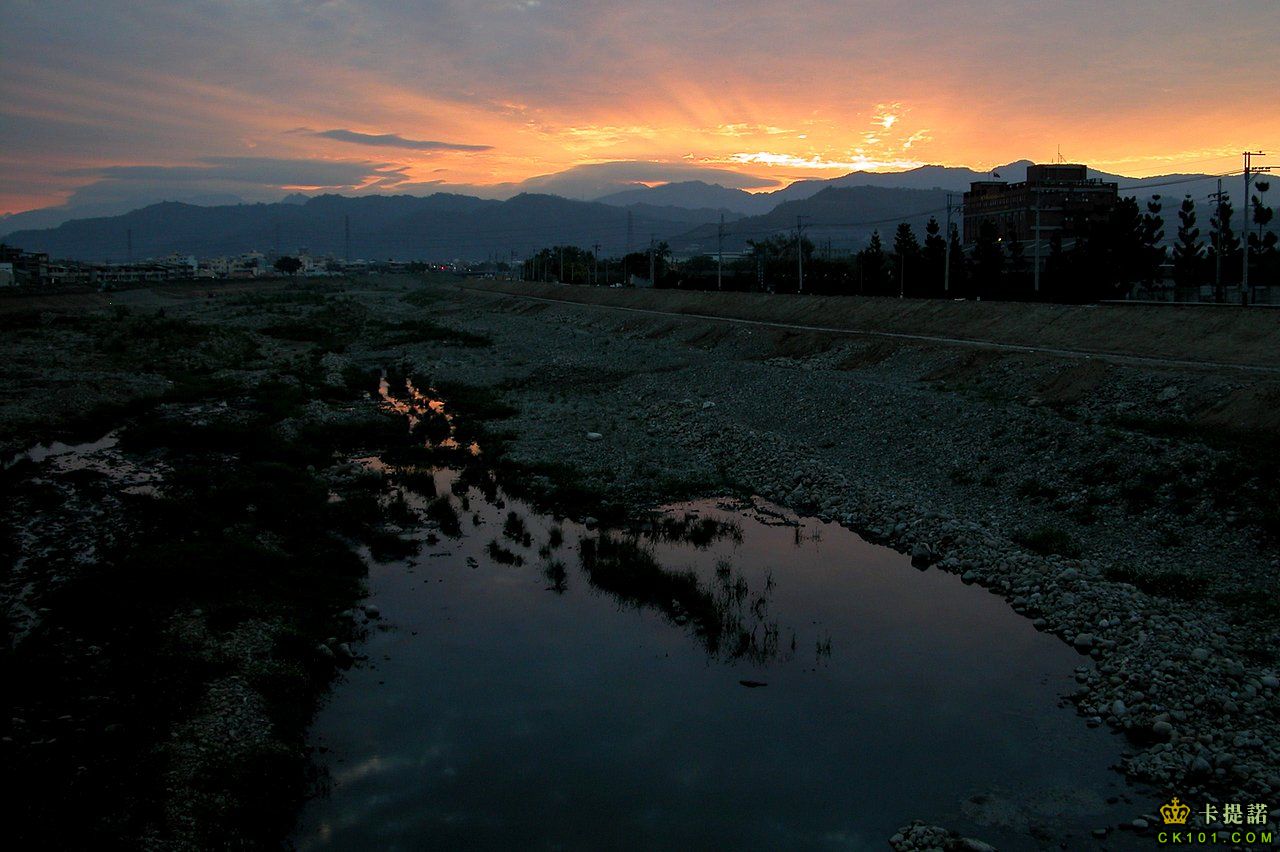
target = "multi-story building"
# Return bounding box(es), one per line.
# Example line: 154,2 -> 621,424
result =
0,245 -> 51,286
963,164 -> 1118,245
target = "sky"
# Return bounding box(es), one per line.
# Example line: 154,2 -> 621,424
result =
2,0 -> 1279,216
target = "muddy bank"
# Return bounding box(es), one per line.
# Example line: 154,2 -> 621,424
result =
0,281 -> 496,847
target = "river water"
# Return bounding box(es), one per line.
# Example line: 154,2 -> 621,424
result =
293,384 -> 1147,851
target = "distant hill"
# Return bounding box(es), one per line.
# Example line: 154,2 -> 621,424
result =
4,159 -> 1246,262
597,181 -> 771,216
0,193 -> 248,235
670,185 -> 952,255
1,193 -> 698,262
591,160 -> 1230,218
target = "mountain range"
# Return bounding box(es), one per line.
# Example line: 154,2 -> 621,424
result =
2,160 -> 1251,263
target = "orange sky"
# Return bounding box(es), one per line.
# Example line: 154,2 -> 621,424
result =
3,1 -> 1278,216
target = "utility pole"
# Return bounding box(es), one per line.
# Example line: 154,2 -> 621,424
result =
592,242 -> 601,286
943,194 -> 953,293
796,215 -> 807,294
1243,151 -> 1270,304
623,211 -> 634,286
1210,179 -> 1225,303
1032,189 -> 1042,293
559,247 -> 564,283
717,213 -> 724,291
344,214 -> 350,263
274,223 -> 280,257
648,235 -> 656,285
126,228 -> 132,264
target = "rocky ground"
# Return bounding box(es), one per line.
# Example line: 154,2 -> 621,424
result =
398,279 -> 1280,844
3,274 -> 1278,848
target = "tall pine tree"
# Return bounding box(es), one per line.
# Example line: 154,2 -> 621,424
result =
1171,195 -> 1204,296
1140,195 -> 1166,290
1208,193 -> 1241,299
892,222 -> 922,297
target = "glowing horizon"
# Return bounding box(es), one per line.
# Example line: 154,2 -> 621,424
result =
2,1 -> 1277,216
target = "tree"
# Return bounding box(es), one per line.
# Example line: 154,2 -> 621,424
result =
1140,195 -> 1167,289
946,223 -> 965,296
1041,231 -> 1069,301
274,256 -> 303,276
1171,195 -> 1204,295
1088,196 -> 1145,300
892,222 -> 922,297
745,234 -> 812,293
971,220 -> 1004,299
1208,193 -> 1241,300
922,216 -> 946,297
1249,180 -> 1276,255
1248,181 -> 1278,289
856,231 -> 888,295
1007,237 -> 1028,297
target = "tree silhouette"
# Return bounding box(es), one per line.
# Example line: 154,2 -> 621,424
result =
1140,195 -> 1167,289
1248,181 -> 1277,288
273,256 -> 302,276
1171,195 -> 1204,296
946,223 -> 965,296
922,216 -> 946,297
857,230 -> 888,296
892,222 -> 921,297
1208,193 -> 1241,299
971,220 -> 1003,299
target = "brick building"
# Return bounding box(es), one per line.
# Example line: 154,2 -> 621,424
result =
963,164 -> 1118,245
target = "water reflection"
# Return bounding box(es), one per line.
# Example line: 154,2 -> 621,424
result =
579,530 -> 786,665
377,374 -> 479,456
292,380 -> 1146,851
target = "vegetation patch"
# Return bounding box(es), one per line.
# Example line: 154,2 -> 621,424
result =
1012,524 -> 1082,558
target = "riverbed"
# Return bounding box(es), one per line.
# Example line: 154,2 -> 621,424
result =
294,460 -> 1146,849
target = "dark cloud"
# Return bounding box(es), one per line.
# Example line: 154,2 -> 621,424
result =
63,156 -> 406,188
312,129 -> 492,152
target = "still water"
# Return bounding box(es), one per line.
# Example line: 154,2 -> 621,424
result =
293,386 -> 1145,851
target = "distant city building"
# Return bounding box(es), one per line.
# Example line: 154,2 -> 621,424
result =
0,245 -> 51,286
962,164 -> 1118,245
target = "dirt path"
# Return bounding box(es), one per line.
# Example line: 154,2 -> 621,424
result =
463,280 -> 1280,369
457,283 -> 1280,375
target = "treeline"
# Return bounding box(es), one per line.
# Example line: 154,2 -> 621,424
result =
522,186 -> 1278,303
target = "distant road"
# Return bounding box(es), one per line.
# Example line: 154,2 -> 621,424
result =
456,282 -> 1280,375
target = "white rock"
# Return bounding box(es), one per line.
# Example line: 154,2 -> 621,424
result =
586,432 -> 603,441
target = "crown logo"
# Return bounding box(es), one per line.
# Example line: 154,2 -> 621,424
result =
1161,797 -> 1191,825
